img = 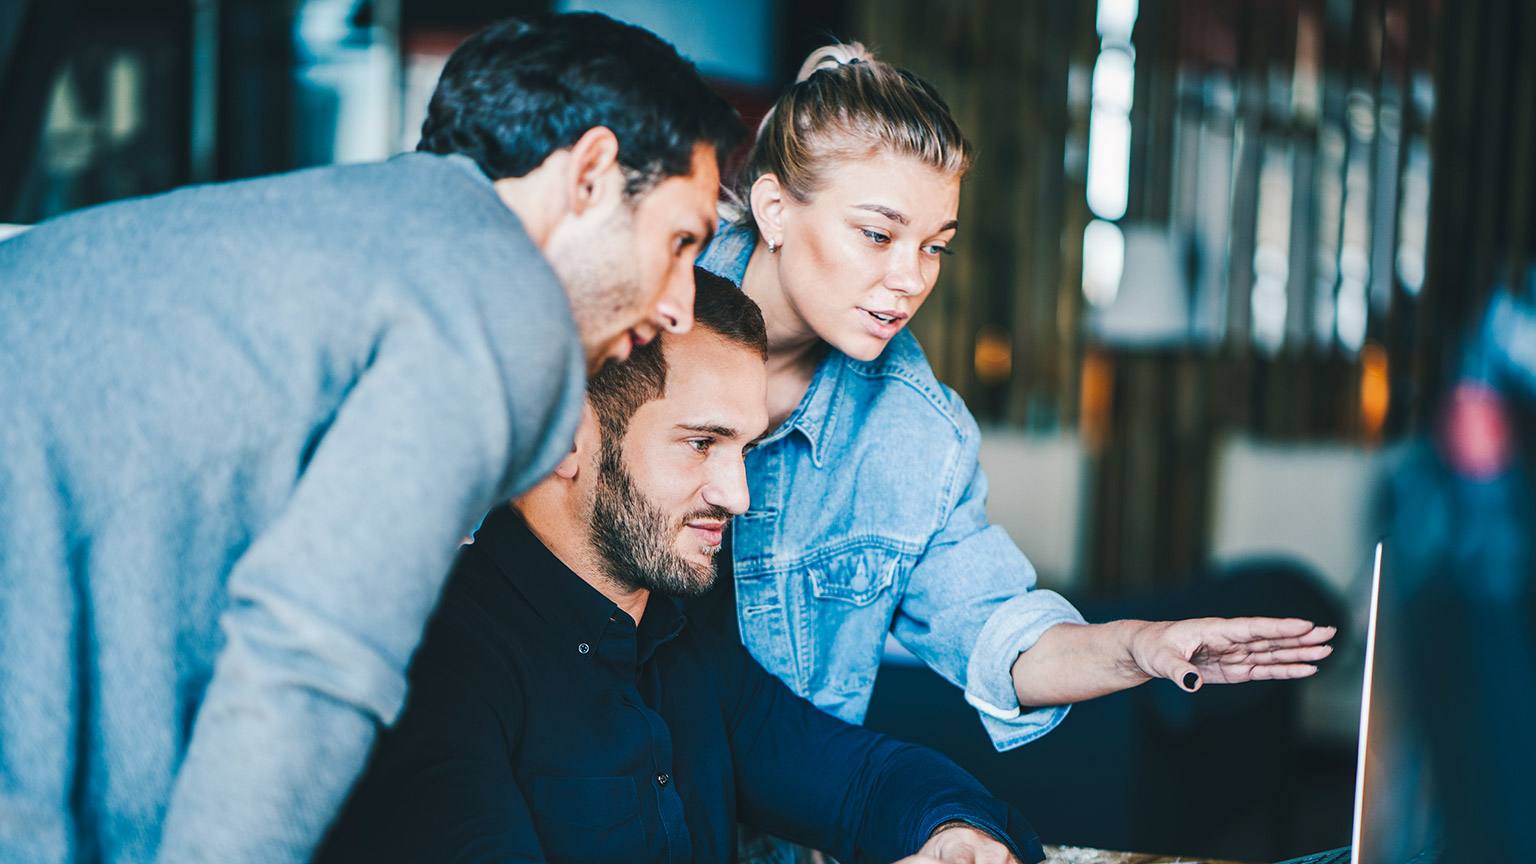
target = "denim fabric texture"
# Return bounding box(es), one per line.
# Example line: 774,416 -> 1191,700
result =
0,153 -> 586,864
698,223 -> 1086,751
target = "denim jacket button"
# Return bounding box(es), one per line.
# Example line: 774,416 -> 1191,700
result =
850,574 -> 870,592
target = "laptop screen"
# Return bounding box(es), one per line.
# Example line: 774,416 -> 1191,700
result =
1353,542 -> 1439,864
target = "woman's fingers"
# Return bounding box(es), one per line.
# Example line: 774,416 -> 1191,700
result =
1244,644 -> 1335,665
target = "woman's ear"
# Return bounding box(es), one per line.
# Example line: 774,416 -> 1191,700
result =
750,173 -> 787,247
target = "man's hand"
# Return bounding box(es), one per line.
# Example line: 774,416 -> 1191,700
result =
1128,617 -> 1335,691
899,821 -> 1021,864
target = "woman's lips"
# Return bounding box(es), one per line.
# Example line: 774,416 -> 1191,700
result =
858,307 -> 907,339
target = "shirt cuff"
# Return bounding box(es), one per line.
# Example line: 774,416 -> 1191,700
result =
919,803 -> 1046,864
964,588 -> 1086,752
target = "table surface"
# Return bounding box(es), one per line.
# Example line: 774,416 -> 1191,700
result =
1044,844 -> 1256,864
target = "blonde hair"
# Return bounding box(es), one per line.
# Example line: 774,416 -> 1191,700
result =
733,41 -> 973,226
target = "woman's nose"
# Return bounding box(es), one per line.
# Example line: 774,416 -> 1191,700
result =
887,252 -> 926,296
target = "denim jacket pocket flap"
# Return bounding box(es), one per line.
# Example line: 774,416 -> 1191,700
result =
807,547 -> 902,606
530,776 -> 641,829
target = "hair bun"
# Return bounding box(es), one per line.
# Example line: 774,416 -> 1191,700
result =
795,41 -> 877,84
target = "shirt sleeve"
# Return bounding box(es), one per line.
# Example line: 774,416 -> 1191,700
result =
716,636 -> 1046,864
889,392 -> 1088,752
153,311 -> 577,863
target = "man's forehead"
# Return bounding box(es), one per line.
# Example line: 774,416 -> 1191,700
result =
641,149 -> 718,229
685,145 -> 721,226
647,333 -> 767,428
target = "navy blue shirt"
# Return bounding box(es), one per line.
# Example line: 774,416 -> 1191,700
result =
318,505 -> 1043,864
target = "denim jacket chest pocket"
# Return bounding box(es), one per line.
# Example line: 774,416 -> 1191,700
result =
805,543 -> 908,606
796,542 -> 915,708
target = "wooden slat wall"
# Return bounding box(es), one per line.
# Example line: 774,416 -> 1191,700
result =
847,0 -> 1534,593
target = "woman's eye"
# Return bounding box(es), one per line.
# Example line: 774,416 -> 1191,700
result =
861,229 -> 890,245
925,244 -> 954,256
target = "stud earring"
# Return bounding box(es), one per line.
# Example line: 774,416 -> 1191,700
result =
767,239 -> 781,254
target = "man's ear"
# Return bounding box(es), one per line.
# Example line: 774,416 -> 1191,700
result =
750,173 -> 786,246
565,126 -> 623,217
554,402 -> 602,480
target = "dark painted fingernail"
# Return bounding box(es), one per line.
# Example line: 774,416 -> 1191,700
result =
1183,672 -> 1199,691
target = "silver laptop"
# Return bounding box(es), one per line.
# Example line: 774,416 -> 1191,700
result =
1276,542 -> 1439,864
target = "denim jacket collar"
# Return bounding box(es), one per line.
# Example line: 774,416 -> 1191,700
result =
766,349 -> 841,469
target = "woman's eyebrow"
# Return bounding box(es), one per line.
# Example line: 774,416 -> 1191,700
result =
854,203 -> 907,224
853,204 -> 959,233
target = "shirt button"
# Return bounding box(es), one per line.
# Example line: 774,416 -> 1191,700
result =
577,642 -> 590,655
656,773 -> 671,787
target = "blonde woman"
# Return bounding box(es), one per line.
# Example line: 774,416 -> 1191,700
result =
696,43 -> 1336,863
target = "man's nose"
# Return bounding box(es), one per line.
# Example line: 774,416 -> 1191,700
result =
703,459 -> 751,516
653,269 -> 696,334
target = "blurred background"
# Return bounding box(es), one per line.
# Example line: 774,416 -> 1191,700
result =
3,0 -> 1532,861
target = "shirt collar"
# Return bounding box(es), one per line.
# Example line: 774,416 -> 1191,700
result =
472,504 -> 686,659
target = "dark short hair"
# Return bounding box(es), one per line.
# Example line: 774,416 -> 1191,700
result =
418,13 -> 745,196
588,268 -> 767,440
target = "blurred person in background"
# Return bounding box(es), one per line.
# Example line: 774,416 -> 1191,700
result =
0,12 -> 739,864
693,42 -> 1336,862
1385,261 -> 1536,864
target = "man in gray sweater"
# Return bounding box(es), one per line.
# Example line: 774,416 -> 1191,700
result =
0,13 -> 740,864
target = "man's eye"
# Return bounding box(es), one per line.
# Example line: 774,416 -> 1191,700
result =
675,234 -> 697,255
861,229 -> 890,245
687,438 -> 712,453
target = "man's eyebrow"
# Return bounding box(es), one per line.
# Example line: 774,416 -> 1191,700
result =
677,422 -> 741,439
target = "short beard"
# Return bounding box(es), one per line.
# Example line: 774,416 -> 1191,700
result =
589,439 -> 727,599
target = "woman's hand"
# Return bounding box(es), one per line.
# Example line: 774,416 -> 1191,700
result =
1012,617 -> 1337,706
902,821 -> 1021,864
1128,617 -> 1336,691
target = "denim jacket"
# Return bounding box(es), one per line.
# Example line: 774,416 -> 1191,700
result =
700,225 -> 1085,751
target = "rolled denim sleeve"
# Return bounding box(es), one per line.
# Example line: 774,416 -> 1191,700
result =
890,407 -> 1086,752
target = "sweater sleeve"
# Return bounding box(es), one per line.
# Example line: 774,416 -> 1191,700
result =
717,636 -> 1045,864
154,307 -> 579,864
317,588 -> 548,864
